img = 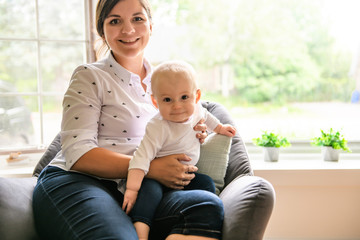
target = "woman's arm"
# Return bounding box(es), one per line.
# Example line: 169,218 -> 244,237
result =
71,147 -> 131,179
72,115 -> 205,182
72,148 -> 198,190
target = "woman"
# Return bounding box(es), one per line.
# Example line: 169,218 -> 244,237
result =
32,0 -> 224,239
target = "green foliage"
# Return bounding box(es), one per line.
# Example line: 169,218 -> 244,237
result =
0,0 -> 355,115
253,131 -> 291,148
173,0 -> 353,104
311,128 -> 351,152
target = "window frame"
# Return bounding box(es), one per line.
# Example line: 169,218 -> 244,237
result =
0,0 -> 97,153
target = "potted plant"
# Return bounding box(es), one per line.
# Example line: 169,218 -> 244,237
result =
253,131 -> 291,162
311,128 -> 351,161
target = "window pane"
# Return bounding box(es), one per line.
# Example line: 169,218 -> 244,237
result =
0,94 -> 36,148
38,0 -> 85,40
0,41 -> 38,92
215,101 -> 360,141
149,0 -> 360,142
41,95 -> 62,146
41,42 -> 85,93
0,0 -> 88,150
0,0 -> 36,38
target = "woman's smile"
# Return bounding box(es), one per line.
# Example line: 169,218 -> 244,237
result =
119,38 -> 140,44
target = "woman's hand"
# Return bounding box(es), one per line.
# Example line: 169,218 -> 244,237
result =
194,119 -> 207,144
147,154 -> 198,189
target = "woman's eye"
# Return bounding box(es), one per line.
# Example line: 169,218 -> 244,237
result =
109,19 -> 120,25
181,95 -> 189,100
163,98 -> 171,102
133,17 -> 144,22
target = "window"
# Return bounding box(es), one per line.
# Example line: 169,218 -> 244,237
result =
0,0 -> 95,150
1,0 -> 359,154
147,0 -> 360,152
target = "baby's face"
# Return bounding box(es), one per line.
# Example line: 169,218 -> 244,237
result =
152,72 -> 199,123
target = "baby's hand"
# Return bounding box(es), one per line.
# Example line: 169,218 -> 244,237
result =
218,124 -> 236,137
122,189 -> 138,214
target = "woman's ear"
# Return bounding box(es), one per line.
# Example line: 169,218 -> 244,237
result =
151,95 -> 158,108
195,89 -> 201,103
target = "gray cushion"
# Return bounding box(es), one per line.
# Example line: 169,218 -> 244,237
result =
0,177 -> 39,240
33,134 -> 61,177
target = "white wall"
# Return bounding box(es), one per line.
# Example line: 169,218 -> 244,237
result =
254,168 -> 360,240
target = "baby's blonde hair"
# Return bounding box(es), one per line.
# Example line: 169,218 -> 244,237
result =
151,60 -> 198,95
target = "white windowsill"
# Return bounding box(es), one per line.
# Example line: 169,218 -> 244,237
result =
0,152 -> 44,178
249,152 -> 360,170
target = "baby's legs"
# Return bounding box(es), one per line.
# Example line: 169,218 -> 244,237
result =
185,172 -> 216,193
129,178 -> 163,240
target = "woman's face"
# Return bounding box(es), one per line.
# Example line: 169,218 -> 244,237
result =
103,0 -> 152,63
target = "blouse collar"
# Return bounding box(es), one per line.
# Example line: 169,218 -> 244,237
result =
106,52 -> 153,95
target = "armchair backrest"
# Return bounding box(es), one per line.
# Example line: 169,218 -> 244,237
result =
33,134 -> 61,177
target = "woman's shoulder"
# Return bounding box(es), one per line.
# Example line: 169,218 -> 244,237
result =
73,57 -> 108,74
70,57 -> 112,83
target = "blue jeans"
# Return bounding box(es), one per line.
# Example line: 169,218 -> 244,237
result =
130,172 -> 216,227
33,166 -> 223,240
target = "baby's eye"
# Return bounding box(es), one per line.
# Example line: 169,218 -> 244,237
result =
181,95 -> 189,100
163,97 -> 171,102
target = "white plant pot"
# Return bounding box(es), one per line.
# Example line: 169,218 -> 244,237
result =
322,146 -> 340,162
263,147 -> 280,162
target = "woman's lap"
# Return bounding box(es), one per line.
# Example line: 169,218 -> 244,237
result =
33,166 -> 137,240
33,166 -> 223,240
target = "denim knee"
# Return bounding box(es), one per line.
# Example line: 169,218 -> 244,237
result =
185,172 -> 216,193
179,190 -> 224,235
150,190 -> 224,240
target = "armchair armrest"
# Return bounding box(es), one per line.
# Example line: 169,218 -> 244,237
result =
0,177 -> 39,240
220,175 -> 275,240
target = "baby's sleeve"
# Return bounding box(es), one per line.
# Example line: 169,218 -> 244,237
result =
128,119 -> 165,174
202,107 -> 221,132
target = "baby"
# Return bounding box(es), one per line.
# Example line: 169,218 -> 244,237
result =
123,60 -> 236,239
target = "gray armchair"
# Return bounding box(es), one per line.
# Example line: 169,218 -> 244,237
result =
0,101 -> 275,240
